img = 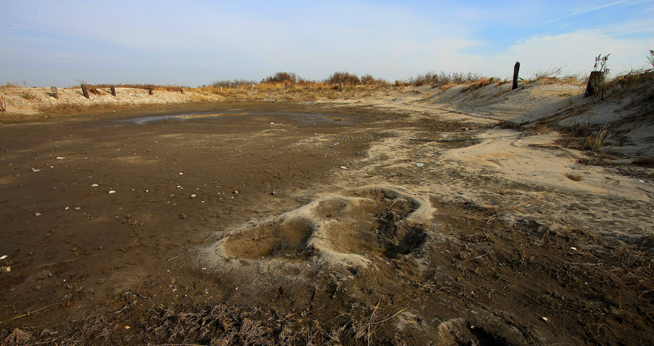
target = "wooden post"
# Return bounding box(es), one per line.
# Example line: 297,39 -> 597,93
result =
0,99 -> 6,112
584,71 -> 604,99
51,86 -> 59,99
110,85 -> 116,96
512,62 -> 520,90
339,82 -> 343,91
147,85 -> 154,95
81,84 -> 90,99
180,87 -> 184,94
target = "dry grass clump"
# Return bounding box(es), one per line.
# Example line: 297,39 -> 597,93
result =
0,297 -> 408,345
213,79 -> 258,88
565,173 -> 583,181
20,91 -> 38,101
397,71 -> 487,88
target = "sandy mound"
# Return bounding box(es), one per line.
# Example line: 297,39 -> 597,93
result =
201,186 -> 435,276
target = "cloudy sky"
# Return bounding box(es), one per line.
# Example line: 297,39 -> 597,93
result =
1,0 -> 653,87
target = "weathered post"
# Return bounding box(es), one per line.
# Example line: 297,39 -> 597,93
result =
81,84 -> 90,99
339,82 -> 343,91
51,86 -> 59,99
110,85 -> 117,96
180,87 -> 184,94
0,99 -> 6,112
147,85 -> 154,95
512,62 -> 520,90
584,71 -> 604,99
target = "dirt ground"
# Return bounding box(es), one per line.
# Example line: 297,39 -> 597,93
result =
1,87 -> 654,345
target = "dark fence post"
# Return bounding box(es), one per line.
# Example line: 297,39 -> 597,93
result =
180,87 -> 184,94
512,62 -> 520,90
339,82 -> 343,91
110,85 -> 117,96
81,84 -> 90,99
51,86 -> 59,99
584,71 -> 604,99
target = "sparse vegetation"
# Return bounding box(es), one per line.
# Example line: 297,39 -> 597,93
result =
565,173 -> 583,181
325,71 -> 361,86
20,91 -> 37,101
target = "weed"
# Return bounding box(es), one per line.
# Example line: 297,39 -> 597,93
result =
532,67 -> 563,80
565,173 -> 583,181
212,79 -> 257,88
20,91 -> 37,101
583,125 -> 613,152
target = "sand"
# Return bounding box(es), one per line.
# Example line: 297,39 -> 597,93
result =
1,80 -> 653,345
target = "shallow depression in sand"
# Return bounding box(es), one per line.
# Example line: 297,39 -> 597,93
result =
213,187 -> 433,268
223,218 -> 314,260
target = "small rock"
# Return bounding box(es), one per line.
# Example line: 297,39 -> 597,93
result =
64,206 -> 70,211
91,184 -> 99,187
179,172 -> 184,175
145,190 -> 149,193
0,255 -> 7,260
2,266 -> 11,272
271,191 -> 276,195
74,207 -> 81,211
233,190 -> 239,194
108,190 -> 116,194
340,166 -> 347,169
541,317 -> 549,323
56,157 -> 65,160
35,212 -> 42,217
415,163 -> 424,167
190,194 -> 197,199
31,168 -> 41,172
570,247 -> 577,251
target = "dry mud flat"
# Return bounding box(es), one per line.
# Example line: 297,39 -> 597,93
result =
1,102 -> 653,346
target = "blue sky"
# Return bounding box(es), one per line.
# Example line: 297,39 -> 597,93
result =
1,0 -> 652,87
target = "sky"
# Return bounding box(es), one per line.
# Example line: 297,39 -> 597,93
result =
1,0 -> 653,87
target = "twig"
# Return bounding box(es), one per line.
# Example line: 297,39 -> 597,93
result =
0,304 -> 58,324
167,253 -> 183,262
27,257 -> 85,271
370,307 -> 407,326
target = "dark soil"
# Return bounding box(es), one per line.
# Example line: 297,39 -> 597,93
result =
1,103 -> 653,345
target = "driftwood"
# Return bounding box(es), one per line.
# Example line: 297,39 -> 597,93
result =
110,85 -> 117,96
81,84 -> 90,99
512,62 -> 521,90
584,71 -> 604,99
